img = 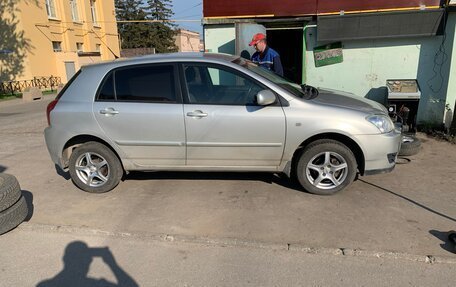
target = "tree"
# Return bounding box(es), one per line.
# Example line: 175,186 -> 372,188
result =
144,0 -> 177,53
0,0 -> 33,83
115,0 -> 151,49
114,0 -> 177,53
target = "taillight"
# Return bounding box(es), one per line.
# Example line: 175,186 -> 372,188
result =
46,99 -> 59,126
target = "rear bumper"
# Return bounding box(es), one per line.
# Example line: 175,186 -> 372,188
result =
44,126 -> 67,169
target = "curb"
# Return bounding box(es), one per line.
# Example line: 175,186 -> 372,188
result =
18,222 -> 456,264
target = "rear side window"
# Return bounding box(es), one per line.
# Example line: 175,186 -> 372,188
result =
115,65 -> 176,103
56,69 -> 81,100
98,73 -> 115,101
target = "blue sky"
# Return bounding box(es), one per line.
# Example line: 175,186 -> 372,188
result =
171,0 -> 203,35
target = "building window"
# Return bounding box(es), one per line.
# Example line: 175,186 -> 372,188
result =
90,0 -> 98,25
52,41 -> 62,52
96,44 -> 101,52
70,0 -> 80,22
45,0 -> 57,18
76,42 -> 84,52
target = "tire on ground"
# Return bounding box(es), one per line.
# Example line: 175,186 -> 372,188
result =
0,174 -> 22,213
399,135 -> 421,157
296,139 -> 358,195
0,195 -> 28,235
68,141 -> 123,193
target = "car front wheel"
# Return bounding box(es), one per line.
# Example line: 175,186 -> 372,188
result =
296,139 -> 357,195
68,142 -> 123,193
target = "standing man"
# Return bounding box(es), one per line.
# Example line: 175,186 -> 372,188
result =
249,33 -> 284,77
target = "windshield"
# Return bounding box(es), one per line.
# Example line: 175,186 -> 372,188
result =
232,57 -> 313,99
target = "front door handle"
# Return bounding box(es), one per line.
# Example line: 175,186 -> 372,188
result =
99,108 -> 119,116
186,110 -> 208,118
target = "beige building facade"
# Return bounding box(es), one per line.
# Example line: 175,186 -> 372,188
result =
174,29 -> 201,52
2,0 -> 119,83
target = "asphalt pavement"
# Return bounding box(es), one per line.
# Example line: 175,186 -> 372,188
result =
0,96 -> 455,286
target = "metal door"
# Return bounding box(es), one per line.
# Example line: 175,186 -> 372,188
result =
64,62 -> 76,82
235,23 -> 266,60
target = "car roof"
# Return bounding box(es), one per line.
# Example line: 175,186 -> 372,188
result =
81,52 -> 241,71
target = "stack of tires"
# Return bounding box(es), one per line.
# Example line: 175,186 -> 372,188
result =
0,174 -> 28,235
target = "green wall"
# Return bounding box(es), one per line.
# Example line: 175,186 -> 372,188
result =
203,15 -> 456,124
304,16 -> 455,124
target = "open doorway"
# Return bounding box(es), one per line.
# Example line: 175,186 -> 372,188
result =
266,28 -> 303,84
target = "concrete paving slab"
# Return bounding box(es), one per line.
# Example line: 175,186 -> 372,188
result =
0,98 -> 455,261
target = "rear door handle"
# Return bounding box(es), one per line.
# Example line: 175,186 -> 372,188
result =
99,108 -> 119,116
186,110 -> 208,118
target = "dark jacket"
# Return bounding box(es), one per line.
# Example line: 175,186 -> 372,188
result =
251,47 -> 284,76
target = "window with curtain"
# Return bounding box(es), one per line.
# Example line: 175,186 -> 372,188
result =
70,0 -> 80,22
90,0 -> 98,25
45,0 -> 57,18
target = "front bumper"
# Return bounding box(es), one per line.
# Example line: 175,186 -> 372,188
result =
355,130 -> 402,175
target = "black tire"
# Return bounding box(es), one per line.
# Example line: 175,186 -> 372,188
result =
68,142 -> 123,193
0,174 -> 22,213
399,135 -> 421,157
296,140 -> 357,195
0,195 -> 28,235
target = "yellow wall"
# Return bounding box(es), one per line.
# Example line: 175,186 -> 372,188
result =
3,0 -> 119,83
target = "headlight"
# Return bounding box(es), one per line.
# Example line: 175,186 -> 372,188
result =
366,114 -> 394,133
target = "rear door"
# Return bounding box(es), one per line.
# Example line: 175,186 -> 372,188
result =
235,23 -> 266,59
93,63 -> 186,167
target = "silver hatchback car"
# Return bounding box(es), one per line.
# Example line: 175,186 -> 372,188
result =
45,53 -> 401,195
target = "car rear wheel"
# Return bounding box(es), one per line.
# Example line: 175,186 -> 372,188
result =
68,142 -> 123,193
296,140 -> 357,195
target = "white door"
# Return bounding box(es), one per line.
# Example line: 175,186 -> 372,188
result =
64,62 -> 76,82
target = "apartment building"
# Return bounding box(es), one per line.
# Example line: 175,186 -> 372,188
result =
3,0 -> 120,83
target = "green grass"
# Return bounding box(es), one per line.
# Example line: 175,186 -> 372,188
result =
0,90 -> 57,101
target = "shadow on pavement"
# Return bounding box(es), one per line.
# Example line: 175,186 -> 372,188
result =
0,165 -> 7,173
360,179 -> 456,223
126,171 -> 304,191
36,241 -> 139,287
429,230 -> 456,254
22,190 -> 34,221
54,164 -> 71,180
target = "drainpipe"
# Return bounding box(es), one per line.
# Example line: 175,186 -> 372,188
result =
302,24 -> 317,84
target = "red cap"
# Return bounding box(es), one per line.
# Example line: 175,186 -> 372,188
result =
249,33 -> 266,46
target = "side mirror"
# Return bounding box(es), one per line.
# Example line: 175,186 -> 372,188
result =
256,90 -> 276,106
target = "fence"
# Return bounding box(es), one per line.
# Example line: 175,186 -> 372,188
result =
0,76 -> 62,95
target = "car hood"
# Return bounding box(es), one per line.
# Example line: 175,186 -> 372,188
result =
311,88 -> 387,114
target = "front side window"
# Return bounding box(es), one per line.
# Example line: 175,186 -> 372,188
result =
183,64 -> 264,105
45,0 -> 57,18
114,65 -> 177,103
90,0 -> 98,25
70,0 -> 80,22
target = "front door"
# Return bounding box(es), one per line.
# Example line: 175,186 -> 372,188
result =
181,63 -> 286,168
93,64 -> 186,167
